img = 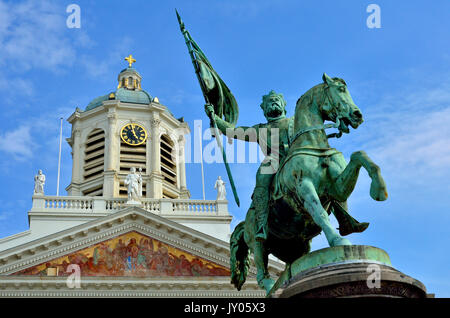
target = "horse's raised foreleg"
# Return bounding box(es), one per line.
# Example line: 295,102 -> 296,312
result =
332,151 -> 388,202
296,178 -> 351,247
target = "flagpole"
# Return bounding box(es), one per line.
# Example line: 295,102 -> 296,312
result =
56,117 -> 63,196
176,9 -> 240,206
198,123 -> 206,200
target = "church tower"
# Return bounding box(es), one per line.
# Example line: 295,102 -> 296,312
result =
0,56 -> 283,298
9,55 -> 236,243
66,55 -> 190,200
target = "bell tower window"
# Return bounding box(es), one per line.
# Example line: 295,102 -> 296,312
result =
160,134 -> 177,188
82,128 -> 105,196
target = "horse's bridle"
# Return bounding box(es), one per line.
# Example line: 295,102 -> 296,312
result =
288,85 -> 343,147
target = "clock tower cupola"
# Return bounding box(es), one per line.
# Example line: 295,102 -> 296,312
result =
66,56 -> 190,200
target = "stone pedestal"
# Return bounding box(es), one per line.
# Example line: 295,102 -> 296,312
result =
124,201 -> 143,208
271,245 -> 427,298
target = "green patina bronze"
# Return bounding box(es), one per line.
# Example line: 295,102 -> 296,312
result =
232,74 -> 388,295
268,245 -> 392,295
176,12 -> 388,296
176,10 -> 240,207
292,245 -> 391,270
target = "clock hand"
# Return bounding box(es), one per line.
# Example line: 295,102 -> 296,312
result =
131,124 -> 139,139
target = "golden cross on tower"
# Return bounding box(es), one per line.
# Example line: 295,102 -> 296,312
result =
124,54 -> 136,68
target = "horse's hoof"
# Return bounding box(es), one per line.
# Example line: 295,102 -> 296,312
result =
370,178 -> 388,201
330,236 -> 351,247
370,186 -> 388,201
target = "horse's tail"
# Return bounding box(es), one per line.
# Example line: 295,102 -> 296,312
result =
230,221 -> 250,291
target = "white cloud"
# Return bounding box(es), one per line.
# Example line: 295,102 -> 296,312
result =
80,37 -> 134,78
0,76 -> 34,97
332,76 -> 450,192
0,0 -> 114,79
0,0 -> 98,106
0,0 -> 92,73
0,105 -> 73,163
160,89 -> 203,106
370,108 -> 450,175
0,125 -> 36,160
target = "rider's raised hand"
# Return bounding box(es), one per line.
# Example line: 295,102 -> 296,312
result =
205,104 -> 215,117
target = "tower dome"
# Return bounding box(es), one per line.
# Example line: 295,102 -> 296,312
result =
85,54 -> 152,111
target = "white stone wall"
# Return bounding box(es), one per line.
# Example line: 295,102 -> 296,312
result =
0,196 -> 232,251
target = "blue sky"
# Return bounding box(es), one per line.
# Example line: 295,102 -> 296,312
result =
0,0 -> 449,296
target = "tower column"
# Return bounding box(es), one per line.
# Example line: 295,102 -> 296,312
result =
104,110 -> 118,197
106,112 -> 117,171
73,128 -> 82,182
148,116 -> 163,198
68,127 -> 82,196
178,135 -> 190,198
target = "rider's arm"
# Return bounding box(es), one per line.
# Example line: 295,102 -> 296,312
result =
205,104 -> 259,142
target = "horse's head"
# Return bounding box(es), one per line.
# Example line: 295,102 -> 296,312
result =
260,90 -> 287,121
321,73 -> 363,134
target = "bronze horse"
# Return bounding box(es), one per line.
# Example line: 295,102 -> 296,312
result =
230,74 -> 388,294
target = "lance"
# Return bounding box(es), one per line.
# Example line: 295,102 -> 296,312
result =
176,9 -> 240,207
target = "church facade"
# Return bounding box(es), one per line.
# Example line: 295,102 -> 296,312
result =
0,57 -> 283,297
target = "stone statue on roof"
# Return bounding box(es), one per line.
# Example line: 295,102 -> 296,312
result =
34,169 -> 45,195
214,176 -> 226,201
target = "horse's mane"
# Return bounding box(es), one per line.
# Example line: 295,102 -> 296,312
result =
295,83 -> 325,110
295,77 -> 346,110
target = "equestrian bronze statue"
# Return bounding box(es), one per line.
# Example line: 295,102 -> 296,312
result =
176,11 -> 388,295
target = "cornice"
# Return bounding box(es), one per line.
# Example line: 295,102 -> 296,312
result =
116,102 -> 151,112
0,276 -> 265,298
0,230 -> 32,245
78,104 -> 107,120
67,110 -> 81,124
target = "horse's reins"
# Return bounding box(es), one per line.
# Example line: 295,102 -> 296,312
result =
289,86 -> 343,147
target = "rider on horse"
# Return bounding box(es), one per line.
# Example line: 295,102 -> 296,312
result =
208,90 -> 291,242
205,90 -> 368,242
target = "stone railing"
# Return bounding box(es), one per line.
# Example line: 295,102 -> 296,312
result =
30,195 -> 229,216
172,200 -> 217,213
32,196 -> 93,212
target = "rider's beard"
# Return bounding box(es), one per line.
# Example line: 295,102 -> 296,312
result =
266,103 -> 283,119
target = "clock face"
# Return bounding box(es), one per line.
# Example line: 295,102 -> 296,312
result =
120,123 -> 148,146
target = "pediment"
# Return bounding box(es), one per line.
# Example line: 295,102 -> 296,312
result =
12,231 -> 230,277
0,207 -> 239,276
